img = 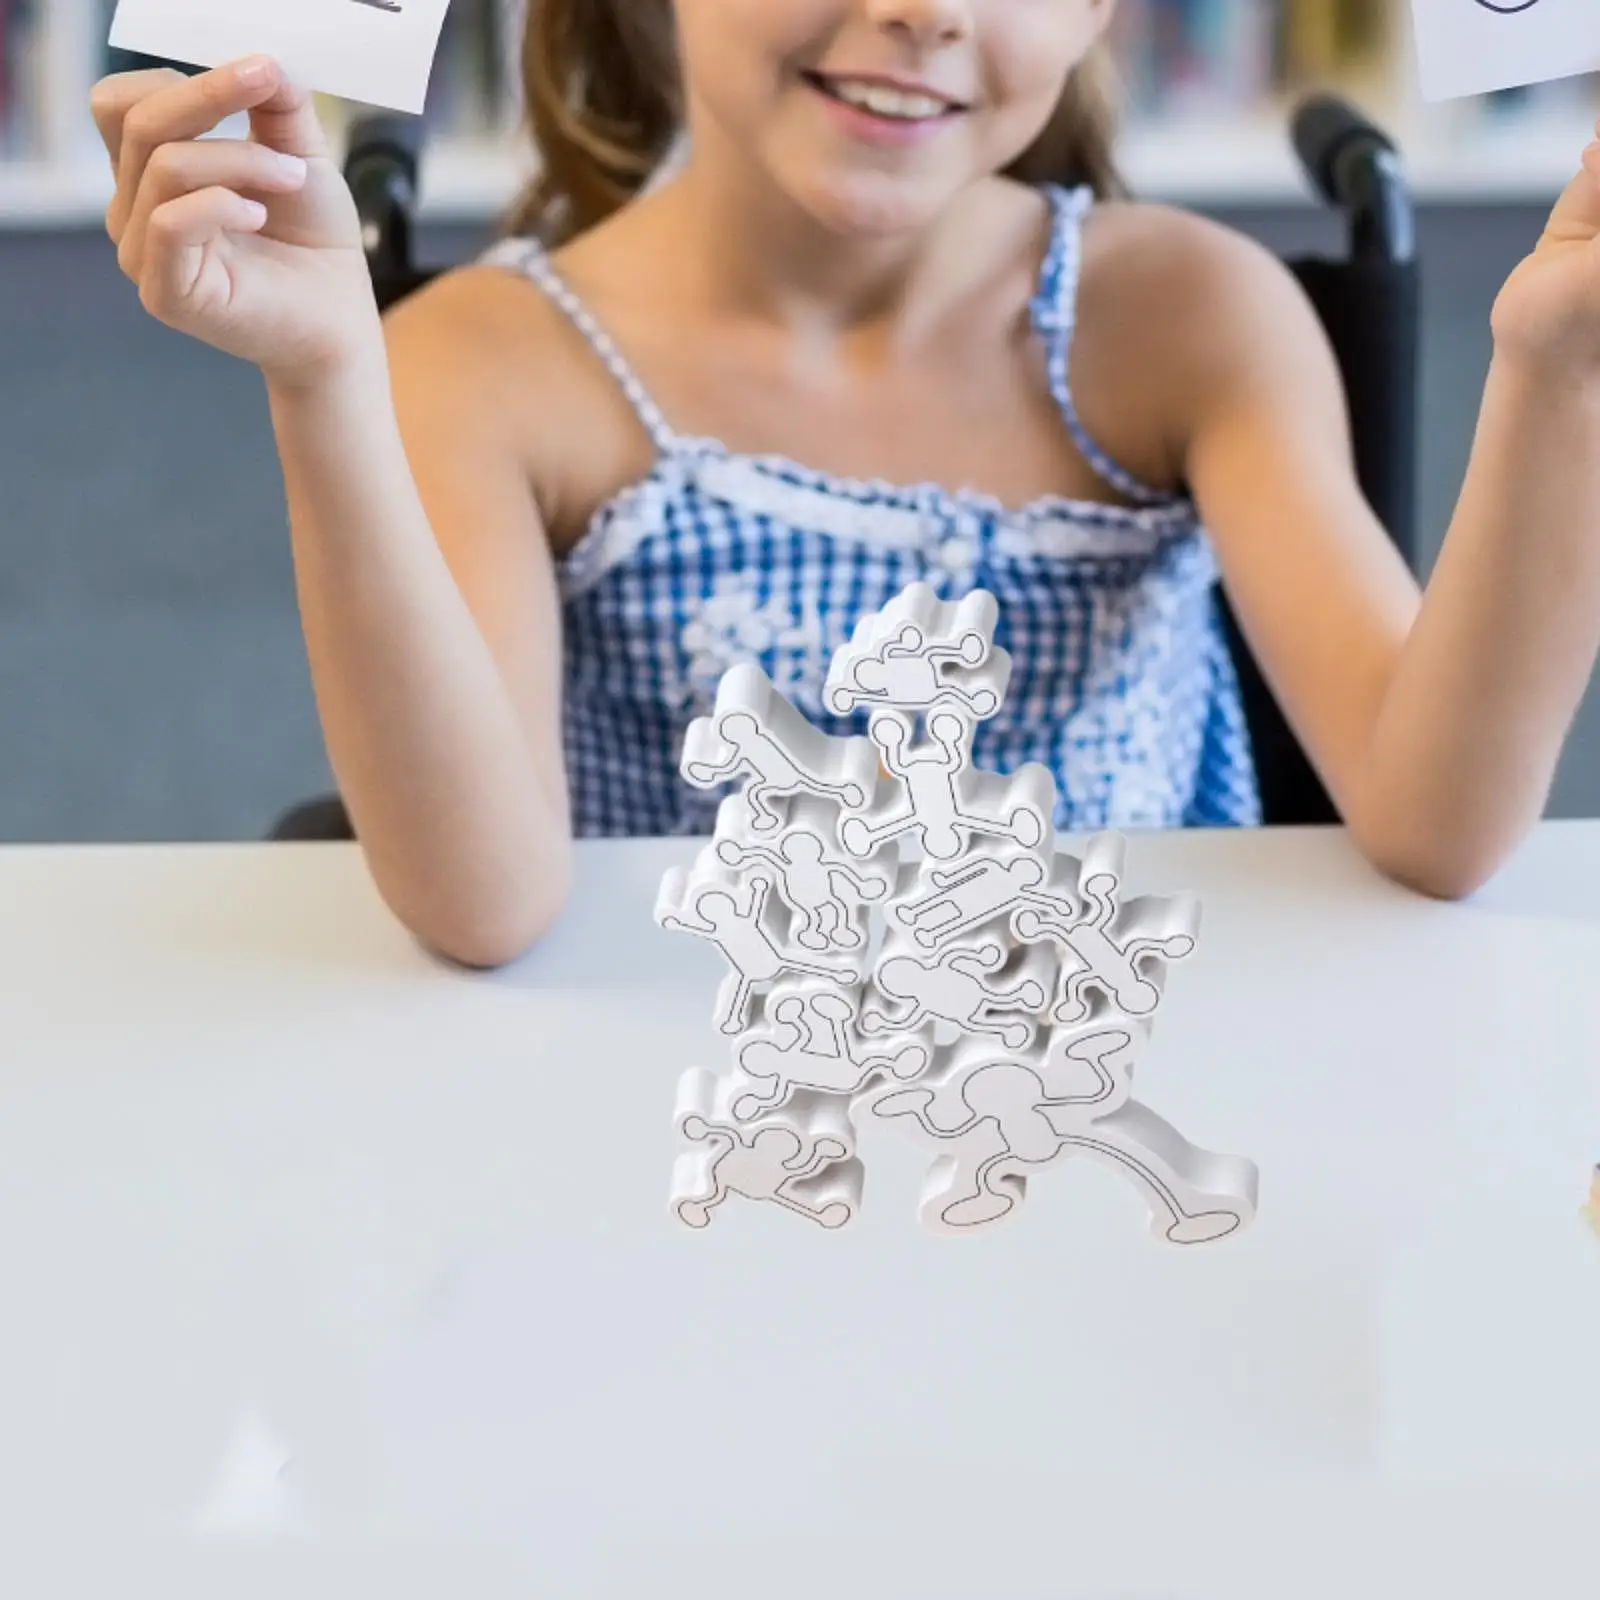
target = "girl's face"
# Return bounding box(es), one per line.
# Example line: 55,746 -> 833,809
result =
672,0 -> 1114,235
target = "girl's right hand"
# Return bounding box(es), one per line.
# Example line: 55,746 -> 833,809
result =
91,56 -> 380,387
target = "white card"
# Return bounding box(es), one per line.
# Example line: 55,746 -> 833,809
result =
107,0 -> 454,115
1409,0 -> 1600,101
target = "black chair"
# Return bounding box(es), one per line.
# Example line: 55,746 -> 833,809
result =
269,93 -> 1418,841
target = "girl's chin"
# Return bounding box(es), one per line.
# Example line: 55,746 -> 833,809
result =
778,167 -> 962,238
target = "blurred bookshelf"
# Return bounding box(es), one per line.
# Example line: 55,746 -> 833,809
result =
3,0 -> 1598,228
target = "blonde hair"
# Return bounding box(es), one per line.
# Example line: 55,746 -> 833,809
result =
507,0 -> 1128,245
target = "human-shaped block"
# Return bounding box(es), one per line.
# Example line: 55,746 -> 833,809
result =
655,851 -> 863,1035
856,997 -> 1256,1241
824,582 -> 1013,723
732,980 -> 929,1119
710,792 -> 892,954
839,710 -> 1056,864
672,1066 -> 864,1229
888,834 -> 1197,1022
1006,831 -> 1201,1022
859,931 -> 1057,1053
681,660 -> 881,833
885,841 -> 1053,949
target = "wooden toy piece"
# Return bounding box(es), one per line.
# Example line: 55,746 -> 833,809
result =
858,933 -> 1057,1053
672,1067 -> 864,1230
1068,1100 -> 1259,1244
885,842 -> 1053,950
732,979 -> 929,1119
885,832 -> 1198,1019
1031,988 -> 1151,1121
655,854 -> 863,1035
1007,831 -> 1201,1022
711,793 -> 892,955
824,582 -> 1013,722
838,710 -> 1057,864
680,661 -> 881,833
856,1005 -> 1255,1241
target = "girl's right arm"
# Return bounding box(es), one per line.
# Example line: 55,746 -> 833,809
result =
93,58 -> 572,967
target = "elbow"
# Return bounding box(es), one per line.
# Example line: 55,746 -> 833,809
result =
423,916 -> 549,972
1371,857 -> 1481,902
404,851 -> 577,971
1346,776 -> 1514,904
1348,747 -> 1544,905
1360,833 -> 1499,903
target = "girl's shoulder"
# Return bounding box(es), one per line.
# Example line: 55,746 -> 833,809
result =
1076,191 -> 1337,411
1079,193 -> 1301,322
378,239 -> 660,540
381,241 -> 627,413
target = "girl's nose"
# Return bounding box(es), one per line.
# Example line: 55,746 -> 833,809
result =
864,0 -> 974,48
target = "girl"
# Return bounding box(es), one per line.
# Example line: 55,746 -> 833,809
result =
91,0 -> 1600,968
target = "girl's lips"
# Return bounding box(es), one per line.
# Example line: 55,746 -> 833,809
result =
802,73 -> 966,148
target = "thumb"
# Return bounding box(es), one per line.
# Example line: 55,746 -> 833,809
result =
245,66 -> 331,161
1539,127 -> 1600,250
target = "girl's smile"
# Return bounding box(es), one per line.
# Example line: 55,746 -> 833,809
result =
801,69 -> 971,147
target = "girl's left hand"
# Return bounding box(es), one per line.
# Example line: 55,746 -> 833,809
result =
1490,119 -> 1600,372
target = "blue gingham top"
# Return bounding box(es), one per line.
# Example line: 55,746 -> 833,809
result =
479,183 -> 1261,837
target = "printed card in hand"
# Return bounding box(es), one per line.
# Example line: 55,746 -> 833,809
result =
1409,0 -> 1600,101
107,0 -> 452,114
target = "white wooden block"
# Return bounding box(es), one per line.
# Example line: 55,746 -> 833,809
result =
883,835 -> 1197,1018
731,980 -> 929,1120
840,710 -> 1057,864
659,581 -> 1259,1242
861,930 -> 1056,1053
824,581 -> 1012,724
1032,989 -> 1149,1119
1008,831 -> 1201,1022
856,998 -> 1256,1241
681,661 -> 880,834
655,852 -> 864,1035
885,840 -> 1056,949
671,1066 -> 864,1230
710,792 -> 892,955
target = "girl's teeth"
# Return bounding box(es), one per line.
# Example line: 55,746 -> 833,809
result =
832,82 -> 946,120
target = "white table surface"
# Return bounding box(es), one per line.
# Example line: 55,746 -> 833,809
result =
0,824 -> 1597,1598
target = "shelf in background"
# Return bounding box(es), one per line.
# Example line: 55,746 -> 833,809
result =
0,141 -> 538,231
2,108 -> 1592,229
1119,100 -> 1595,204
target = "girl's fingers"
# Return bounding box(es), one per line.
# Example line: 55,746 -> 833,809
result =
243,76 -> 333,163
107,58 -> 289,238
89,68 -> 187,172
135,187 -> 269,320
116,138 -> 307,274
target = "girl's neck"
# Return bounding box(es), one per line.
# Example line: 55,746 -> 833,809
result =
645,137 -> 1032,349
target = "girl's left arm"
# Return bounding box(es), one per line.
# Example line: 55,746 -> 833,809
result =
1358,349 -> 1600,896
1172,135 -> 1600,899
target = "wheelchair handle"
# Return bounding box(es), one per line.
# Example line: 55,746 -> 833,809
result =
1292,93 -> 1416,265
342,113 -> 423,279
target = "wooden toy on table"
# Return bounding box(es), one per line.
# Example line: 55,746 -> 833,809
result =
656,582 -> 1260,1241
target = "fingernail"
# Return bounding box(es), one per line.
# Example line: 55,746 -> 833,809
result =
272,151 -> 308,181
236,57 -> 271,86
